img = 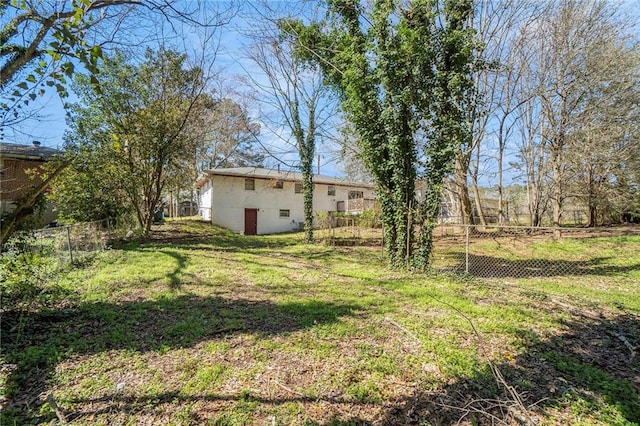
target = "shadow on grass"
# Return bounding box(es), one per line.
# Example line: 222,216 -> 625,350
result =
6,304 -> 638,425
63,391 -> 370,423
161,249 -> 188,289
380,311 -> 640,425
438,253 -> 640,278
1,295 -> 360,423
118,221 -> 302,252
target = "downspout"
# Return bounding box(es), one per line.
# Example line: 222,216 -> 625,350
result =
209,176 -> 214,224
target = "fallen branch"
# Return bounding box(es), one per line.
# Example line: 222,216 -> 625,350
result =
614,332 -> 637,362
421,293 -> 535,425
46,392 -> 67,423
383,317 -> 422,346
274,380 -> 307,398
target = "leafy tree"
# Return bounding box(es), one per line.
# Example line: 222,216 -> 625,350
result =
57,49 -> 210,234
567,69 -> 640,226
0,0 -> 232,244
282,0 -> 475,267
165,96 -> 263,217
49,145 -> 130,224
2,0 -> 108,107
1,0 -> 226,127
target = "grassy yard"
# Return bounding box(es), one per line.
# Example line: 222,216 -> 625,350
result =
1,219 -> 639,425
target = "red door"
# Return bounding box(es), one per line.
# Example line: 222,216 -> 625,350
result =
244,208 -> 258,235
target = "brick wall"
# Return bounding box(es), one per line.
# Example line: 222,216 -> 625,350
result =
0,158 -> 46,201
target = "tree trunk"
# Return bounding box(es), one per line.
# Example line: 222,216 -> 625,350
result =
470,142 -> 487,226
454,155 -> 473,225
587,204 -> 597,227
497,129 -> 505,226
0,162 -> 69,247
301,145 -> 314,243
471,180 -> 487,226
551,146 -> 563,228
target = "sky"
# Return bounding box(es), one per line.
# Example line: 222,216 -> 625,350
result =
1,1 -> 346,177
7,1 -> 638,187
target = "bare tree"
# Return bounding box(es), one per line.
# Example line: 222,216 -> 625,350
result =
463,0 -> 548,226
1,0 -> 234,132
521,0 -> 638,228
515,97 -> 550,227
567,45 -> 640,226
240,4 -> 337,243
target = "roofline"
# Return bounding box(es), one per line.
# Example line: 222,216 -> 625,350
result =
0,142 -> 61,161
196,167 -> 375,189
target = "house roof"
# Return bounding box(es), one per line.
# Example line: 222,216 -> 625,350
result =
0,142 -> 61,161
197,167 -> 374,189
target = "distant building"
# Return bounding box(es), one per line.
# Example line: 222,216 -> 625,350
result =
0,141 -> 61,224
196,167 -> 375,235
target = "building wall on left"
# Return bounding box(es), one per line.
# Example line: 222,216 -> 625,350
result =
0,157 -> 57,224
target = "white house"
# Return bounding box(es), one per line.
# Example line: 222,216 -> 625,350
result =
196,167 -> 375,235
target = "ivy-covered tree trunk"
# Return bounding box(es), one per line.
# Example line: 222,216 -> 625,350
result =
415,182 -> 444,267
283,0 -> 475,268
300,132 -> 315,243
414,0 -> 476,267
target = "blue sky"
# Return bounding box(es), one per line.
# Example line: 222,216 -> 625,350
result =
8,1 -> 637,186
2,1 -> 345,177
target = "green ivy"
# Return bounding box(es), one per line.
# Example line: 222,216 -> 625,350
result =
282,0 -> 476,269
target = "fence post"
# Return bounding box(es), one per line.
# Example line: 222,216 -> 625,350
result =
381,223 -> 385,261
406,200 -> 412,267
66,226 -> 74,264
465,225 -> 469,274
106,218 -> 112,246
331,219 -> 335,246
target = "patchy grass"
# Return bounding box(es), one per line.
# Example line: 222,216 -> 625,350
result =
1,220 -> 639,425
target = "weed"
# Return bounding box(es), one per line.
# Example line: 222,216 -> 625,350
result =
182,364 -> 226,394
2,220 -> 639,425
345,379 -> 382,403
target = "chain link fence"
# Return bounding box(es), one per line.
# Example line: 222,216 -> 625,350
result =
315,213 -> 383,247
9,216 -> 638,278
4,219 -> 126,266
315,217 -> 640,278
431,225 -> 640,278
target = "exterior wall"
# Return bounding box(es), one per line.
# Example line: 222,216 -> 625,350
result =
1,158 -> 46,216
0,157 -> 59,224
198,180 -> 213,221
312,183 -> 375,214
203,175 -> 375,235
1,158 -> 46,199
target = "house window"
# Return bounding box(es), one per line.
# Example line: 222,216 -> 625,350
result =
245,178 -> 255,190
294,183 -> 303,193
279,209 -> 290,218
349,190 -> 363,199
272,180 -> 284,189
327,185 -> 336,196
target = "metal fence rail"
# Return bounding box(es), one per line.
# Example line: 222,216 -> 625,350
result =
314,218 -> 639,278
8,219 -> 117,266
430,224 -> 640,278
